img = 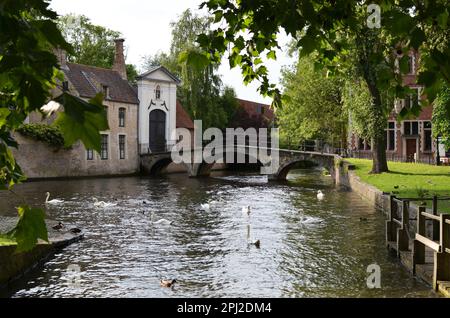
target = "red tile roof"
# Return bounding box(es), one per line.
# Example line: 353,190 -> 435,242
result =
237,98 -> 275,122
176,101 -> 194,129
64,63 -> 139,104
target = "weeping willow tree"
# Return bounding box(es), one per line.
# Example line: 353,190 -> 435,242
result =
143,9 -> 238,130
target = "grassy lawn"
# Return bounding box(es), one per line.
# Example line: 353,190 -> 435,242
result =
0,236 -> 16,247
346,159 -> 450,213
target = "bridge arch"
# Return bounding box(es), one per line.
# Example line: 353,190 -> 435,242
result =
275,160 -> 320,180
140,153 -> 192,176
269,151 -> 337,181
191,148 -> 264,177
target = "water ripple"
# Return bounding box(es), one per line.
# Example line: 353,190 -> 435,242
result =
0,169 -> 436,298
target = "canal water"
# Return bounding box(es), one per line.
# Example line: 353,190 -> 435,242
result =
0,169 -> 436,298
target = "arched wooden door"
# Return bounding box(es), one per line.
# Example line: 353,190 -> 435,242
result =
149,110 -> 166,152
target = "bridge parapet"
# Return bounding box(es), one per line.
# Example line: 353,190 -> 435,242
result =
140,146 -> 344,183
268,150 -> 339,181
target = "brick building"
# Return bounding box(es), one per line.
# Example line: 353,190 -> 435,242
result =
14,39 -> 194,178
348,51 -> 448,164
230,99 -> 275,129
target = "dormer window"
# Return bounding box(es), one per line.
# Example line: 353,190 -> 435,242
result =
102,85 -> 109,99
62,81 -> 69,91
402,87 -> 421,110
155,85 -> 161,100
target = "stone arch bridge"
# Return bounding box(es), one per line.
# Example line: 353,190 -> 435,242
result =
140,146 -> 345,184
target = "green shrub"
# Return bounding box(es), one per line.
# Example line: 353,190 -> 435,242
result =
17,124 -> 65,148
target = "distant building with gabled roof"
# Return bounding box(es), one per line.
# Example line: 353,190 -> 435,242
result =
14,39 -> 193,178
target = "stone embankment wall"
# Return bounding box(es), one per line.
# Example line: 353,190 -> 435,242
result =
0,218 -> 83,288
12,134 -> 139,179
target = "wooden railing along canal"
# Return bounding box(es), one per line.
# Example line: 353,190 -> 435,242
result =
386,195 -> 450,295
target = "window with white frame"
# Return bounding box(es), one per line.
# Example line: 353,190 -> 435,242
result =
386,122 -> 396,151
62,81 -> 69,91
119,135 -> 126,160
402,87 -> 422,110
423,121 -> 432,152
102,85 -> 109,99
119,107 -> 126,127
357,137 -> 371,151
86,149 -> 94,160
100,134 -> 108,160
404,121 -> 419,136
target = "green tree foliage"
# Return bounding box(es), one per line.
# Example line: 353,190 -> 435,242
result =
342,80 -> 378,142
278,56 -> 346,149
58,14 -> 138,83
432,86 -> 450,149
142,9 -> 238,130
0,1 -> 108,251
142,52 -> 178,76
126,64 -> 139,85
6,206 -> 48,253
218,86 -> 240,125
198,0 -> 450,173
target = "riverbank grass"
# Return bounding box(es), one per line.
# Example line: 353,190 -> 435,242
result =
347,159 -> 450,213
0,235 -> 16,247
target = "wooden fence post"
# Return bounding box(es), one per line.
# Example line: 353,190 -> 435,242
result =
386,195 -> 396,244
397,200 -> 410,253
432,195 -> 439,241
434,214 -> 450,291
413,207 -> 426,275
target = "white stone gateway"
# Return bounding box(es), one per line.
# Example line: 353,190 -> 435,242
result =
136,66 -> 181,154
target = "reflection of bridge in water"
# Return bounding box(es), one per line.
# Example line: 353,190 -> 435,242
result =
140,145 -> 343,183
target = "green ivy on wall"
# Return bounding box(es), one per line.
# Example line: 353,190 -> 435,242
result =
17,124 -> 65,149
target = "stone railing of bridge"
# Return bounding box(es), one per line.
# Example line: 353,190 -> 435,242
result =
140,145 -> 346,184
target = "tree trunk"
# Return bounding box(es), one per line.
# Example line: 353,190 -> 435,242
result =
371,133 -> 389,173
355,32 -> 390,174
365,80 -> 389,174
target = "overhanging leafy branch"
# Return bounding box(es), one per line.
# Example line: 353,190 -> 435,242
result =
0,0 -> 108,252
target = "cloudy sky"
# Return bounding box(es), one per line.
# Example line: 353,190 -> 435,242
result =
50,0 -> 294,104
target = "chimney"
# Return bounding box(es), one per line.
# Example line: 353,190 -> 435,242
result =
54,48 -> 69,71
113,38 -> 127,80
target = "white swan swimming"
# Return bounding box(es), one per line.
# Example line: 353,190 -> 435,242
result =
317,190 -> 325,200
151,212 -> 173,225
246,224 -> 260,248
201,204 -> 210,211
93,198 -> 117,208
45,192 -> 64,205
242,206 -> 251,215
